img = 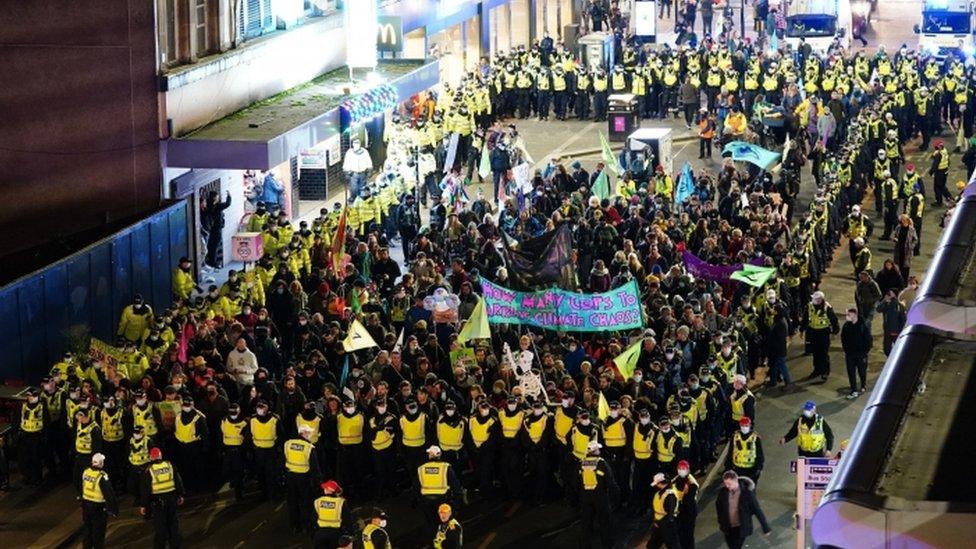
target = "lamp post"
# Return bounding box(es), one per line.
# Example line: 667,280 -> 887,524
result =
741,0 -> 746,40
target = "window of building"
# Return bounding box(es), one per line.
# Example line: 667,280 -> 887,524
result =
158,0 -> 178,66
194,0 -> 210,57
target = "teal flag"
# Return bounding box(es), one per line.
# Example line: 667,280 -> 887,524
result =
722,141 -> 781,169
600,132 -> 620,176
481,278 -> 643,332
592,170 -> 611,200
730,264 -> 778,287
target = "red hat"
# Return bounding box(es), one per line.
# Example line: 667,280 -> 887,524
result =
655,165 -> 664,174
677,460 -> 690,470
149,447 -> 162,460
739,417 -> 752,427
321,480 -> 341,493
934,139 -> 944,148
906,163 -> 915,172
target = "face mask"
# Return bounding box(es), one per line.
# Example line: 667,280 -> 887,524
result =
506,404 -> 517,412
28,396 -> 38,404
407,406 -> 418,414
767,296 -> 776,304
813,298 -> 824,306
299,320 -> 308,326
580,419 -> 591,426
661,427 -> 670,434
259,314 -> 268,320
665,352 -> 675,360
479,409 -> 489,417
345,406 -> 357,414
741,427 -> 751,435
690,383 -> 700,390
379,519 -> 387,528
847,314 -> 857,322
634,374 -> 643,382
803,410 -> 814,418
105,402 -> 115,409
257,409 -> 267,417
533,408 -> 544,416
243,308 -> 251,315
722,348 -> 731,357
134,433 -> 144,440
376,406 -> 387,414
561,399 -> 570,408
446,409 -> 455,417
181,406 -> 191,413
79,403 -> 90,410
609,410 -> 619,419
678,469 -> 689,478
136,398 -> 147,406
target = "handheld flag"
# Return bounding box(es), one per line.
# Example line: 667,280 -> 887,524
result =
349,287 -> 362,314
458,297 -> 491,343
342,319 -> 378,352
722,141 -> 782,169
592,169 -> 611,200
479,144 -> 491,180
600,132 -> 620,176
339,356 -> 350,387
330,206 -> 348,274
613,339 -> 643,381
674,161 -> 695,206
597,391 -> 611,421
730,264 -> 778,288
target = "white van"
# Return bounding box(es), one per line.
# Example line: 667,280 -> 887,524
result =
784,0 -> 853,52
915,0 -> 976,59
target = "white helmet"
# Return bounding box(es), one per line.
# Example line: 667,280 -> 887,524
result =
92,453 -> 106,468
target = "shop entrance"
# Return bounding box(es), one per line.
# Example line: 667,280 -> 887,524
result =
536,0 -> 575,41
489,0 -> 531,57
427,17 -> 481,85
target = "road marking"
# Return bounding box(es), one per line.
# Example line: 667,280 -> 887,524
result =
533,122 -> 598,169
27,508 -> 79,549
234,542 -> 245,549
476,531 -> 497,549
251,519 -> 266,532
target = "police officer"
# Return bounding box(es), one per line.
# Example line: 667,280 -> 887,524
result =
601,400 -> 631,504
313,480 -> 351,549
141,448 -> 185,549
284,425 -> 320,534
98,396 -> 125,488
416,445 -> 461,534
880,176 -> 900,240
842,205 -> 874,264
646,473 -> 681,549
575,67 -> 592,120
362,509 -> 391,549
173,396 -> 207,492
630,408 -> 657,515
780,401 -> 835,457
368,398 -> 398,500
127,425 -> 151,504
578,440 -> 616,548
467,399 -> 498,495
81,453 -> 118,549
220,403 -> 248,500
654,416 -> 683,478
434,503 -> 463,548
249,399 -> 284,500
728,375 -> 755,436
436,400 -> 466,474
41,376 -> 69,475
498,395 -> 525,498
673,459 -> 699,549
930,139 -> 951,206
19,386 -> 46,486
73,409 -> 102,496
566,410 -> 600,506
801,291 -> 840,380
522,399 -> 552,505
726,417 -> 764,484
130,389 -> 161,444
336,398 -> 364,498
592,68 -> 609,121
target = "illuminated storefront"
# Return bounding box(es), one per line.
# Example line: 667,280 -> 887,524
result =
488,0 -> 531,56
535,0 -> 575,41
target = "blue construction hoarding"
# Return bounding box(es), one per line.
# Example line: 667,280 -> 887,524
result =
0,201 -> 189,383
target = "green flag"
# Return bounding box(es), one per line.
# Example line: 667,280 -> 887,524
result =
458,296 -> 491,343
600,131 -> 619,176
349,287 -> 362,314
730,264 -> 777,288
478,144 -> 491,180
613,339 -> 642,380
592,169 -> 611,200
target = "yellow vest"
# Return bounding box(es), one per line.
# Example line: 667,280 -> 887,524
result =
656,432 -> 677,463
603,419 -> 626,448
148,461 -> 176,494
731,390 -> 752,421
315,495 -> 345,528
42,389 -> 64,422
296,414 -> 321,444
437,420 -> 465,451
100,408 -> 124,442
653,488 -> 678,521
580,457 -> 604,490
673,475 -> 699,503
133,405 -> 158,437
82,468 -> 107,503
250,416 -> 278,449
633,427 -> 654,460
500,410 -> 524,439
362,523 -> 391,549
808,303 -> 830,330
470,416 -> 495,448
732,431 -> 758,468
418,461 -> 450,495
129,436 -> 151,466
797,416 -> 827,452
936,149 -> 949,170
175,412 -> 203,443
571,427 -> 591,460
284,438 -> 314,473
554,408 -> 574,444
338,413 -> 365,445
400,413 -> 427,447
371,417 -> 395,450
433,518 -> 461,549
221,418 -> 246,446
76,421 -> 97,454
21,403 -> 43,433
526,415 -> 548,444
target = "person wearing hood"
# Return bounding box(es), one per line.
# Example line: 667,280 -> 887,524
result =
716,470 -> 771,548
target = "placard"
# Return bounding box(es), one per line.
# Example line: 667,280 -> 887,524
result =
634,1 -> 657,36
231,232 -> 264,262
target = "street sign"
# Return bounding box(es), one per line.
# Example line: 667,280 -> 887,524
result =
795,457 -> 838,549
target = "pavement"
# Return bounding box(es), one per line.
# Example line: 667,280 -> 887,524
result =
1,4 -> 962,548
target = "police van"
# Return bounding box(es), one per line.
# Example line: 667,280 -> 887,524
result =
914,0 -> 976,59
784,0 -> 854,52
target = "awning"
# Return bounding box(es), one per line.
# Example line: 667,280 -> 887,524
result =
165,59 -> 439,170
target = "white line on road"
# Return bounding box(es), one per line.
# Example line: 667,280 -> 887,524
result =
251,519 -> 266,533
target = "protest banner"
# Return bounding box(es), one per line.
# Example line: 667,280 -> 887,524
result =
481,279 -> 643,332
89,338 -> 124,369
681,251 -> 765,284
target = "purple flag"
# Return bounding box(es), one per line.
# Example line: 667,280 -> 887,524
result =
682,251 -> 764,284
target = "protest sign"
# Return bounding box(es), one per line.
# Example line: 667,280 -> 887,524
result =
481,279 -> 643,332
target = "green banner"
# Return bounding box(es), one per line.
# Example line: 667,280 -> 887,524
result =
481,278 -> 643,332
